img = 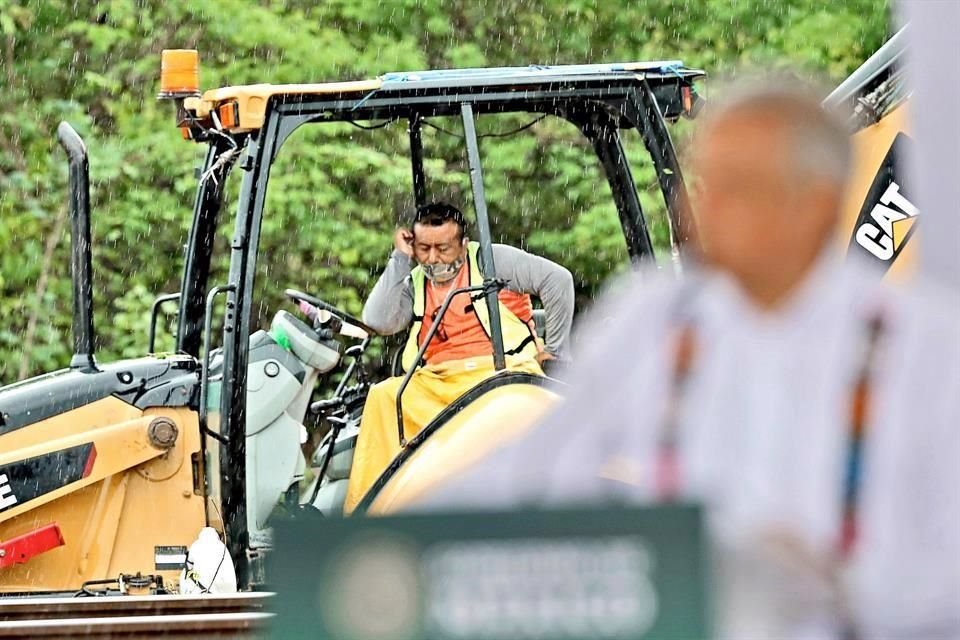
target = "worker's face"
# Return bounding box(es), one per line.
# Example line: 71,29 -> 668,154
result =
412,220 -> 468,283
689,112 -> 842,282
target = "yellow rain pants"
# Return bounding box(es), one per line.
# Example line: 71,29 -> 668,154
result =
343,354 -> 543,513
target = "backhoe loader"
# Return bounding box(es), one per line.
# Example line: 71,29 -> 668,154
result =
0,27 -> 912,634
0,51 -> 705,613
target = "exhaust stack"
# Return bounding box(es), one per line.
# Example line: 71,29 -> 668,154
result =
56,122 -> 97,372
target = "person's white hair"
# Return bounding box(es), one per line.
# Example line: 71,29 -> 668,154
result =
700,75 -> 853,187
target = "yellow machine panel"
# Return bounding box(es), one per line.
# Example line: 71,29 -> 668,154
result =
841,102 -> 916,279
0,400 -> 207,593
367,381 -> 560,515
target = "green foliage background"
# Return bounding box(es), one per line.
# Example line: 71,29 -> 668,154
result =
0,0 -> 889,383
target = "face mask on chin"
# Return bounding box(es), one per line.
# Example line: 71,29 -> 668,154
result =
422,255 -> 465,284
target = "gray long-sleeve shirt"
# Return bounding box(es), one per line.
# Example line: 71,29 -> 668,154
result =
362,245 -> 575,357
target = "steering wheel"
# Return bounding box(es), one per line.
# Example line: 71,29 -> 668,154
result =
284,289 -> 375,336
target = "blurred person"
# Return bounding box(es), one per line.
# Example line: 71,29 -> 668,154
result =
343,201 -> 574,512
420,80 -> 960,638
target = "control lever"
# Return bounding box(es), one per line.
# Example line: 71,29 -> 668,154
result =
315,415 -> 350,485
299,301 -> 369,340
310,397 -> 341,414
298,301 -> 343,332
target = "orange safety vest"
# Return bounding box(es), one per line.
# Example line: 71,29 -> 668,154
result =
402,242 -> 539,370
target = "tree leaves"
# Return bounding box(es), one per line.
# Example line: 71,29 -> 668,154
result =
0,0 -> 890,382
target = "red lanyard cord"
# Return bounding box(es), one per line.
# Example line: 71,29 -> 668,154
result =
655,305 -> 887,640
655,323 -> 697,501
837,313 -> 885,560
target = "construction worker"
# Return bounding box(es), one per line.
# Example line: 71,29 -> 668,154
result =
421,80 -> 960,638
343,201 -> 574,512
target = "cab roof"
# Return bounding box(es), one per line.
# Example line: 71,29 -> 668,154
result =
189,60 -> 704,131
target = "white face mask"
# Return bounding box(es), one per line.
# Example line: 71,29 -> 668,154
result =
422,255 -> 465,283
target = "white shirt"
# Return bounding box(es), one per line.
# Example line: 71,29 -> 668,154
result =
421,253 -> 960,639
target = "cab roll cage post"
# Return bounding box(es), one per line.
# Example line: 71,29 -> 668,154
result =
175,135 -> 245,358
218,116 -> 284,590
576,114 -> 655,262
625,83 -> 696,257
409,113 -> 427,208
218,105 -> 313,587
461,103 -> 507,371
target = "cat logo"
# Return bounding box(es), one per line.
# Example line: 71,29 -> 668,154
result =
0,473 -> 17,511
855,181 -> 918,261
850,133 -> 918,269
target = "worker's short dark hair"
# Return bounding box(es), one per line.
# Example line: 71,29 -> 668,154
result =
411,202 -> 467,240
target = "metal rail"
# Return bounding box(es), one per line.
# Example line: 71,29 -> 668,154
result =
0,592 -> 274,637
0,612 -> 272,637
0,592 -> 273,619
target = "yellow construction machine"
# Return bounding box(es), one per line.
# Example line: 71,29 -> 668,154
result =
0,51 -> 705,602
0,26 -> 914,620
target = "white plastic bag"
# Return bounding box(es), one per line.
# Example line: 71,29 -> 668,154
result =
179,527 -> 238,594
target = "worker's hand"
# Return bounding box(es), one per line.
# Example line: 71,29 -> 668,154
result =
535,351 -> 556,366
394,228 -> 415,258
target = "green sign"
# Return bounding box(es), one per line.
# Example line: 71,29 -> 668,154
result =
271,505 -> 710,640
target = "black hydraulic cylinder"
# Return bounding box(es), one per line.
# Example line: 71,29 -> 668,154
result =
56,122 -> 97,372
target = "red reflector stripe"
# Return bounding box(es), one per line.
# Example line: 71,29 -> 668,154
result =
82,444 -> 97,479
0,523 -> 65,569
